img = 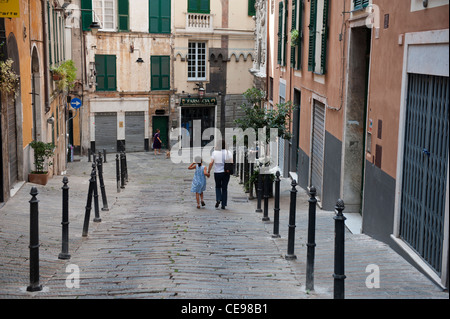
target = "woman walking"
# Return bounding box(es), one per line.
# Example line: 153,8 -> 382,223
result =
153,129 -> 162,155
208,140 -> 233,209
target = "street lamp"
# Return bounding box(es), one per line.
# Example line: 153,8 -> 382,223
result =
89,20 -> 101,35
198,86 -> 205,99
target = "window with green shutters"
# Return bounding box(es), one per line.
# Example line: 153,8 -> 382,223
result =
308,0 -> 329,74
188,0 -> 210,14
248,0 -> 256,16
118,0 -> 129,32
353,0 -> 369,10
95,55 -> 117,91
149,0 -> 171,33
151,56 -> 170,91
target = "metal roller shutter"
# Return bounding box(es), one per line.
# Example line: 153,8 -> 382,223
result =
125,111 -> 145,152
95,112 -> 117,153
310,100 -> 325,198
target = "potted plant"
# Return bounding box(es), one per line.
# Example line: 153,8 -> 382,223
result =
28,141 -> 55,185
50,60 -> 77,92
0,58 -> 20,96
290,29 -> 300,47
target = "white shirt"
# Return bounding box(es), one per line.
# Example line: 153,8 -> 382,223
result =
211,149 -> 233,173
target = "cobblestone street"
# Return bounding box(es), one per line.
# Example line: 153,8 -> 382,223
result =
0,152 -> 448,302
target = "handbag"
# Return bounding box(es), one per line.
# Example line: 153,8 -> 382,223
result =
223,150 -> 234,174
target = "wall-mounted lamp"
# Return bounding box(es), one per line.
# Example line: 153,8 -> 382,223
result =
132,47 -> 144,63
136,57 -> 144,63
89,21 -> 101,35
423,0 -> 428,8
198,86 -> 205,99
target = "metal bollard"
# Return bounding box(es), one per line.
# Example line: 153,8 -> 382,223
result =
333,199 -> 346,299
285,179 -> 298,260
27,187 -> 43,292
103,149 -> 107,163
306,186 -> 317,291
124,152 -> 128,183
97,153 -> 109,211
116,154 -> 120,193
239,150 -> 244,185
58,177 -> 71,260
82,168 -> 96,237
92,162 -> 101,223
88,148 -> 91,162
262,174 -> 270,222
244,151 -> 249,193
255,170 -> 263,213
248,162 -> 255,200
272,171 -> 281,238
120,152 -> 125,189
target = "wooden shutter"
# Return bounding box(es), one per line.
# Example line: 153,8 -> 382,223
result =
151,56 -> 170,90
296,0 -> 303,70
199,0 -> 210,13
160,0 -> 171,33
95,55 -> 116,91
277,1 -> 283,65
106,55 -> 117,91
319,0 -> 329,74
151,56 -> 161,90
308,0 -> 317,71
188,0 -> 210,13
149,0 -> 160,33
95,55 -> 106,91
118,0 -> 129,32
81,0 -> 93,31
248,0 -> 256,16
290,0 -> 297,67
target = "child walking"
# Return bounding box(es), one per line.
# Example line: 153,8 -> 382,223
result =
189,156 -> 210,209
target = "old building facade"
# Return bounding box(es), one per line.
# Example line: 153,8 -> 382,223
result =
1,0 -> 69,203
268,0 -> 449,288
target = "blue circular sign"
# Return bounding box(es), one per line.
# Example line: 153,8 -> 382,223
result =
70,97 -> 82,109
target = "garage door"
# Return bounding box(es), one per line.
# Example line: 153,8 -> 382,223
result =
125,111 -> 145,152
95,112 -> 117,153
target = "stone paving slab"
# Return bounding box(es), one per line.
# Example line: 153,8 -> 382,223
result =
0,152 -> 448,301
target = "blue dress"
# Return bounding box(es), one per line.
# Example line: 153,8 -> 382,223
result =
191,165 -> 207,193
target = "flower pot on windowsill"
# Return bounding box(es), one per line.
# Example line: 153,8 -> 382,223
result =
28,171 -> 50,186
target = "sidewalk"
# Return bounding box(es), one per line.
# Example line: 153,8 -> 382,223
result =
0,152 -> 448,299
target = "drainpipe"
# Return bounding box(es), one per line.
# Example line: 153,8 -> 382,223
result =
41,0 -> 50,114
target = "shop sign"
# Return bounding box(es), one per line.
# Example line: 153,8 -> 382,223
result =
0,0 -> 20,18
180,97 -> 217,106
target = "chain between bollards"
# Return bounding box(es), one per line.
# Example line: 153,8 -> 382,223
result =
306,186 -> 317,291
58,177 -> 71,260
272,171 -> 281,238
27,187 -> 42,292
333,199 -> 346,299
285,179 -> 297,260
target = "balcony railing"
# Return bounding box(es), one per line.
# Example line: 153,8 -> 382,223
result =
186,13 -> 213,32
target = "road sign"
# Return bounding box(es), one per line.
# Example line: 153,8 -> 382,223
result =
70,98 -> 82,109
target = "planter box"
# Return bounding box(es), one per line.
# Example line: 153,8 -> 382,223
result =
28,172 -> 50,186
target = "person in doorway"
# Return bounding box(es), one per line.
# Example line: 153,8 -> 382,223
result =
208,140 -> 233,209
153,129 -> 162,155
189,156 -> 210,209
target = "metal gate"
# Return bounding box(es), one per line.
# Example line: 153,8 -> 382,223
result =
400,73 -> 449,276
95,112 -> 117,153
310,100 -> 325,198
125,112 -> 145,152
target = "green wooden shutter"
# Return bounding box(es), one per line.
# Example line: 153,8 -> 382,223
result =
81,0 -> 93,31
95,55 -> 106,91
118,0 -> 129,32
290,0 -> 297,67
106,55 -> 117,91
248,0 -> 256,16
319,0 -> 329,74
160,0 -> 171,33
188,0 -> 209,14
277,1 -> 283,65
308,0 -> 317,71
151,56 -> 161,90
282,0 -> 288,66
160,56 -> 170,90
149,0 -> 160,33
199,0 -> 210,13
296,0 -> 303,70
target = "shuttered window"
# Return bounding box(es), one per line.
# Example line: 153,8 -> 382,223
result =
353,0 -> 369,10
95,55 -> 117,91
118,0 -> 129,31
188,0 -> 210,14
151,56 -> 170,91
149,0 -> 171,33
308,0 -> 329,74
